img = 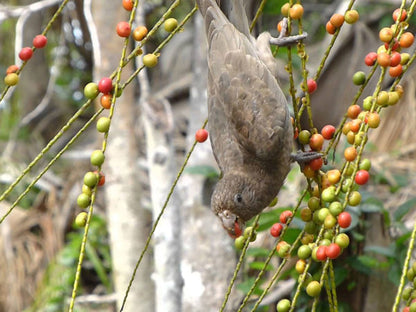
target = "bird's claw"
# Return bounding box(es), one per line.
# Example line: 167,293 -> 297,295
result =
291,151 -> 323,168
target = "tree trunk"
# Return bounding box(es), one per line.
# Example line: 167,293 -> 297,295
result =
91,0 -> 154,311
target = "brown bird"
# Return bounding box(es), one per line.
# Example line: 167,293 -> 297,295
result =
196,0 -> 302,238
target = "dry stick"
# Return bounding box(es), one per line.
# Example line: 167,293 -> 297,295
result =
219,216 -> 261,312
236,189 -> 308,312
118,119 -> 207,312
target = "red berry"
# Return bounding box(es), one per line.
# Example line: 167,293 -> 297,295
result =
338,212 -> 352,228
355,169 -> 369,185
195,129 -> 208,142
309,133 -> 324,151
270,223 -> 283,237
95,171 -> 106,186
309,157 -> 323,171
316,245 -> 327,261
326,243 -> 341,259
389,64 -> 403,78
393,8 -> 407,22
321,125 -> 336,140
280,210 -> 293,224
19,47 -> 33,61
33,35 -> 47,48
307,79 -> 317,94
116,21 -> 131,37
385,39 -> 400,51
347,104 -> 361,119
98,77 -> 113,94
390,52 -> 401,67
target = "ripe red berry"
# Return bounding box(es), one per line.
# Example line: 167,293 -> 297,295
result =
98,77 -> 113,94
33,35 -> 47,48
338,212 -> 352,228
270,223 -> 283,237
355,169 -> 369,185
393,8 -> 407,22
390,52 -> 401,67
116,21 -> 131,37
95,171 -> 106,186
309,133 -> 324,151
307,79 -> 317,94
195,129 -> 208,142
19,47 -> 33,61
309,157 -> 323,171
280,210 -> 293,224
316,245 -> 327,261
321,125 -> 336,140
326,243 -> 341,259
365,52 -> 377,66
389,64 -> 403,78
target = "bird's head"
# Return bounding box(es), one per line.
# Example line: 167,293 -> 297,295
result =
211,173 -> 258,238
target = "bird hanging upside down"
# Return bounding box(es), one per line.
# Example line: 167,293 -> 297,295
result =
196,0 -> 314,238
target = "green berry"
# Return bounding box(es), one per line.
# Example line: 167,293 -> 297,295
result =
75,212 -> 88,227
143,54 -> 158,67
234,236 -> 245,250
97,117 -> 111,133
329,201 -> 343,216
82,184 -> 92,196
297,245 -> 312,259
77,193 -> 91,208
84,171 -> 98,188
321,186 -> 336,202
352,71 -> 366,85
84,82 -> 99,99
306,281 -> 321,297
164,18 -> 178,32
91,150 -> 105,166
298,130 -> 311,145
276,299 -> 291,312
335,233 -> 350,249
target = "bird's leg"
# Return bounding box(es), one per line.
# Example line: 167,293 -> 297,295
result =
291,151 -> 323,169
269,18 -> 308,47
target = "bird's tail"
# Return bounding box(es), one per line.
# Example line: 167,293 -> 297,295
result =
196,0 -> 251,38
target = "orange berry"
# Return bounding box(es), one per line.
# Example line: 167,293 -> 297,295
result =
400,32 -> 414,48
289,4 -> 304,20
377,52 -> 391,67
330,13 -> 344,28
347,104 -> 361,119
389,64 -> 403,78
344,146 -> 357,162
379,27 -> 394,43
100,94 -> 112,109
133,26 -> 148,41
326,21 -> 336,35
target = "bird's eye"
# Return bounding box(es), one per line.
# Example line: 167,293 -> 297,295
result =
234,193 -> 243,203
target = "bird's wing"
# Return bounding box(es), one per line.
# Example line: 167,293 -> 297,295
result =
208,26 -> 291,166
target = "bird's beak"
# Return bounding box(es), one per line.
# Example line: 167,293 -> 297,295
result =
219,210 -> 244,239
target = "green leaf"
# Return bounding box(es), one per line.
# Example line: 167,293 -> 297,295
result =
249,261 -> 274,271
246,247 -> 272,258
334,267 -> 349,286
364,245 -> 396,258
184,165 -> 219,179
283,228 -> 302,245
393,198 -> 416,222
360,197 -> 383,213
237,277 -> 264,296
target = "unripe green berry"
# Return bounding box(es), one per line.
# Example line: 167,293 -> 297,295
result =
84,171 -> 98,188
77,193 -> 91,208
164,18 -> 178,32
91,150 -> 105,166
97,117 -> 111,133
84,82 -> 99,99
75,212 -> 88,227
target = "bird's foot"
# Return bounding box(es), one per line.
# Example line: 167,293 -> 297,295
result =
291,151 -> 323,169
269,18 -> 308,47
